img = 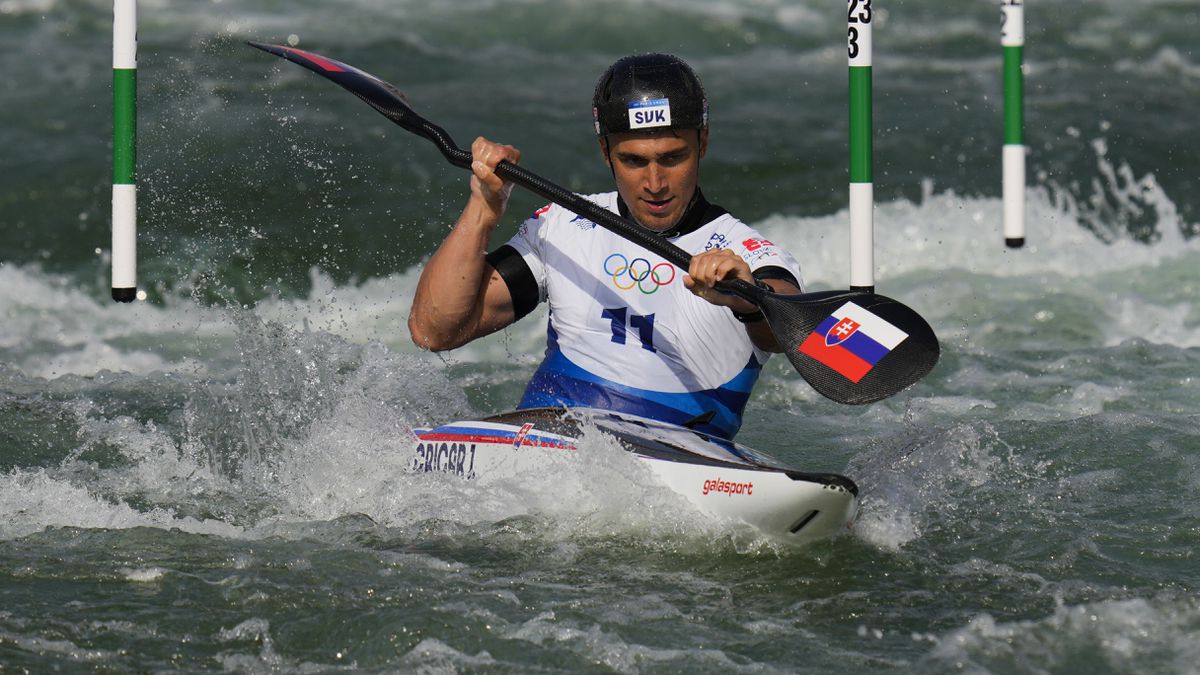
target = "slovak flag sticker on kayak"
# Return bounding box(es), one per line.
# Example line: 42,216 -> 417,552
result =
798,302 -> 908,382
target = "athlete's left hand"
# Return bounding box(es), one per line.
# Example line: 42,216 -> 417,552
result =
683,248 -> 759,314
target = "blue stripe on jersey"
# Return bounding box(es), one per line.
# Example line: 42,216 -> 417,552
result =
517,343 -> 762,440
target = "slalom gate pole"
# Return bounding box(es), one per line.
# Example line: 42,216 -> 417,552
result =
112,0 -> 138,302
848,0 -> 874,292
1002,0 -> 1025,248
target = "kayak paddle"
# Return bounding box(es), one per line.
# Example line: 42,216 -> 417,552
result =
248,42 -> 939,405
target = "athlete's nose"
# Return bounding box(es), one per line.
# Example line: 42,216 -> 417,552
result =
645,163 -> 667,195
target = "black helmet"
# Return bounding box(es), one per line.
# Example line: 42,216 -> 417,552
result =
592,53 -> 708,137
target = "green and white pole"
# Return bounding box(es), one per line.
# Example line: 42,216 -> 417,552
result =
112,0 -> 138,302
1001,0 -> 1025,248
848,0 -> 874,292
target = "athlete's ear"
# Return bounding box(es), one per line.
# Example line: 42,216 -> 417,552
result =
698,128 -> 709,159
598,136 -> 611,167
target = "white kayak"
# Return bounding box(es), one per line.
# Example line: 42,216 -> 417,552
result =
411,407 -> 858,544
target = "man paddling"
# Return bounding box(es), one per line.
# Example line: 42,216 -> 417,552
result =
408,54 -> 804,439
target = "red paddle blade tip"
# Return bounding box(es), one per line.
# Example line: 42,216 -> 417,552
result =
248,42 -> 351,73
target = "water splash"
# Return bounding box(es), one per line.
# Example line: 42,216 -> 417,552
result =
1041,137 -> 1191,245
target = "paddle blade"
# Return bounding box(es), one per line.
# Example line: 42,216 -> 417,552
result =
248,42 -> 469,167
759,290 -> 939,404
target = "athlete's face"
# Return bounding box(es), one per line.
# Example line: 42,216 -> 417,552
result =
600,128 -> 708,232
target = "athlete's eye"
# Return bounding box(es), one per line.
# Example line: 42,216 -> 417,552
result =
617,155 -> 649,169
659,151 -> 688,166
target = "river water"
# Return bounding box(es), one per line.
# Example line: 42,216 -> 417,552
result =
2,0 -> 1198,671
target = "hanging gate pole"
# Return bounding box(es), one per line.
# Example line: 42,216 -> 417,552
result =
112,0 -> 138,302
1002,0 -> 1025,248
848,0 -> 875,292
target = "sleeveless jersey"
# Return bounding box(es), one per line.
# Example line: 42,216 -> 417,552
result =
488,191 -> 803,439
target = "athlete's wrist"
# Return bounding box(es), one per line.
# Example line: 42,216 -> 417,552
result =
729,279 -> 770,323
457,196 -> 504,232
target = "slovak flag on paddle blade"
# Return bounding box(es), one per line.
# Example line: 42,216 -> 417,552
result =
798,301 -> 908,383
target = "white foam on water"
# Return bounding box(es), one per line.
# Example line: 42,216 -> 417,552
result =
398,638 -> 496,672
923,597 -> 1200,672
496,610 -> 759,673
1116,45 -> 1200,81
0,468 -> 241,541
0,0 -> 55,15
756,174 -> 1196,290
121,567 -> 168,583
0,262 -> 233,378
0,628 -> 113,664
848,420 -> 1014,552
214,617 -> 299,673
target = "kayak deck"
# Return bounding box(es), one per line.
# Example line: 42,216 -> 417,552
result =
412,407 -> 858,543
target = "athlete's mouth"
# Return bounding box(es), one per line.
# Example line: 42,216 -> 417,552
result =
641,197 -> 674,214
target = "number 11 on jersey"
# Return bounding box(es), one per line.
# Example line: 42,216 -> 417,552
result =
602,307 -> 657,352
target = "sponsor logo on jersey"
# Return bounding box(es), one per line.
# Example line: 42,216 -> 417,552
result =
742,237 -> 775,252
705,233 -> 730,251
702,478 -> 754,496
570,214 -> 597,230
603,253 -> 676,294
628,98 -> 672,129
797,301 -> 909,383
741,237 -> 778,262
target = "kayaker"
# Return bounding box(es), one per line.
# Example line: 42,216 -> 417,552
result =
408,53 -> 804,440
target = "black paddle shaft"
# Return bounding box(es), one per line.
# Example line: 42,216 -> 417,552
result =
249,42 -> 940,404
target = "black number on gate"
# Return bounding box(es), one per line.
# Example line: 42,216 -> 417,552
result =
848,0 -> 872,24
1000,0 -> 1020,33
848,0 -> 871,58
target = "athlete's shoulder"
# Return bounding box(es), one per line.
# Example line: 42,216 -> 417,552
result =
524,192 -> 617,224
687,208 -> 755,251
697,211 -> 780,252
703,208 -> 751,233
687,209 -> 801,280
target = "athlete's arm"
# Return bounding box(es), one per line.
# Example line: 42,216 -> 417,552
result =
408,137 -> 521,351
682,248 -> 798,353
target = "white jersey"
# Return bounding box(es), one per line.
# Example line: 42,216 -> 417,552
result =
489,191 -> 803,439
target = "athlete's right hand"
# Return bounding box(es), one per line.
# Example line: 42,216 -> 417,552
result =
470,136 -> 521,221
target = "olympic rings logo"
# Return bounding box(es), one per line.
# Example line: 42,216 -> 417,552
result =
603,254 -> 676,294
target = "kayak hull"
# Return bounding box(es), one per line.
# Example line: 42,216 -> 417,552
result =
412,407 -> 858,544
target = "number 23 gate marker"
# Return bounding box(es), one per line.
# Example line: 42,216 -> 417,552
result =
847,0 -> 874,293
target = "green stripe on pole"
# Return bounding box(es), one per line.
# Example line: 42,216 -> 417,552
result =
1003,46 -> 1023,145
849,66 -> 872,184
113,68 -> 136,185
